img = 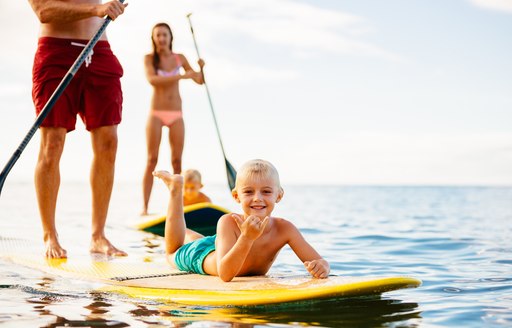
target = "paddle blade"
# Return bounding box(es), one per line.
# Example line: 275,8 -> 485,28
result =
225,158 -> 237,191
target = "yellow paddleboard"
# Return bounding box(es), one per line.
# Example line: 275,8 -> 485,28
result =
0,237 -> 421,307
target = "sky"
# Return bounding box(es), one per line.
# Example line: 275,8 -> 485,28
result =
0,0 -> 511,187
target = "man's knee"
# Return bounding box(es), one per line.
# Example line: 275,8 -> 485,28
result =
101,135 -> 118,153
92,126 -> 118,155
39,129 -> 66,162
41,138 -> 64,155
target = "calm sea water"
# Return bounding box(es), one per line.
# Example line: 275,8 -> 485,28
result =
0,181 -> 511,327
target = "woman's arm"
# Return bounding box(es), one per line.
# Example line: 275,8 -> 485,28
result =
29,0 -> 127,24
180,55 -> 205,85
144,55 -> 183,86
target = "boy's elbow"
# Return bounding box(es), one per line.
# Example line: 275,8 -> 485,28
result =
218,265 -> 235,282
220,275 -> 233,282
219,272 -> 234,282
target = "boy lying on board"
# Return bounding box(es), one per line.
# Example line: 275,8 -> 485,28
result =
153,159 -> 330,282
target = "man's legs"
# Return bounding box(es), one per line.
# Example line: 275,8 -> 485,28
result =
89,125 -> 126,256
35,127 -> 68,258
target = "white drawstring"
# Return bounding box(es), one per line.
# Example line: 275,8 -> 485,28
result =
70,42 -> 94,67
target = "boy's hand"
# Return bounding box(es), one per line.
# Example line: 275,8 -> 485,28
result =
232,214 -> 269,241
304,259 -> 330,279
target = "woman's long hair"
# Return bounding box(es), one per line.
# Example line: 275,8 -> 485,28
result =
151,22 -> 174,73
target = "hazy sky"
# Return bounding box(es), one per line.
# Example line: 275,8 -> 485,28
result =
0,0 -> 511,186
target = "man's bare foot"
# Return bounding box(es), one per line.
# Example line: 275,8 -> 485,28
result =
153,171 -> 183,195
90,235 -> 127,257
140,209 -> 149,216
44,237 -> 67,259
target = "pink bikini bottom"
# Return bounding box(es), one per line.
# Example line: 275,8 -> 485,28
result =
151,110 -> 183,127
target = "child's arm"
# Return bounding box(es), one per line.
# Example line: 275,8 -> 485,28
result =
283,220 -> 330,279
215,214 -> 269,282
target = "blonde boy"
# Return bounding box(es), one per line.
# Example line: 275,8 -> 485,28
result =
153,159 -> 330,282
183,169 -> 211,206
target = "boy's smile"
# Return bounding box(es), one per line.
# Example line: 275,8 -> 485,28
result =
249,202 -> 267,216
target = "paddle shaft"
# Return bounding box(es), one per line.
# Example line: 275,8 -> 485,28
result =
186,13 -> 237,191
0,4 -> 123,196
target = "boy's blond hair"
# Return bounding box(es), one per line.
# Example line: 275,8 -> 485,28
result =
183,169 -> 202,183
234,159 -> 283,192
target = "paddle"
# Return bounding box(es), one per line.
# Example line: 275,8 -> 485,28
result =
186,13 -> 237,192
0,2 -> 125,197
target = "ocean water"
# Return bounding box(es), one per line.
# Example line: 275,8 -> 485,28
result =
0,181 -> 511,327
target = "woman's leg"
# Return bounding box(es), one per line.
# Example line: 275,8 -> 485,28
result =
142,115 -> 163,215
168,118 -> 185,174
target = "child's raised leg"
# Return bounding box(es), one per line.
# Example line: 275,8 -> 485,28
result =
153,171 -> 186,255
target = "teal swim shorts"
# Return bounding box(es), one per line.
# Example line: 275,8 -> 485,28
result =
174,235 -> 216,275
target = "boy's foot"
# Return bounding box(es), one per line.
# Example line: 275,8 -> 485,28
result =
90,235 -> 127,257
153,171 -> 183,195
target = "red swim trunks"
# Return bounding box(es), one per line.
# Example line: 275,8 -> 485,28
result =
32,37 -> 124,132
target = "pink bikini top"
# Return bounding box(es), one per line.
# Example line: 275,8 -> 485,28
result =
157,54 -> 182,77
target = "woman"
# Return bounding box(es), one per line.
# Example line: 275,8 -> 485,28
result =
142,22 -> 204,215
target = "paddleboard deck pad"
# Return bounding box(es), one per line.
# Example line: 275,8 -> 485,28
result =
0,237 -> 421,307
137,202 -> 229,236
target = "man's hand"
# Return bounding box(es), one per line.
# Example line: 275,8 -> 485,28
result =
97,0 -> 128,20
